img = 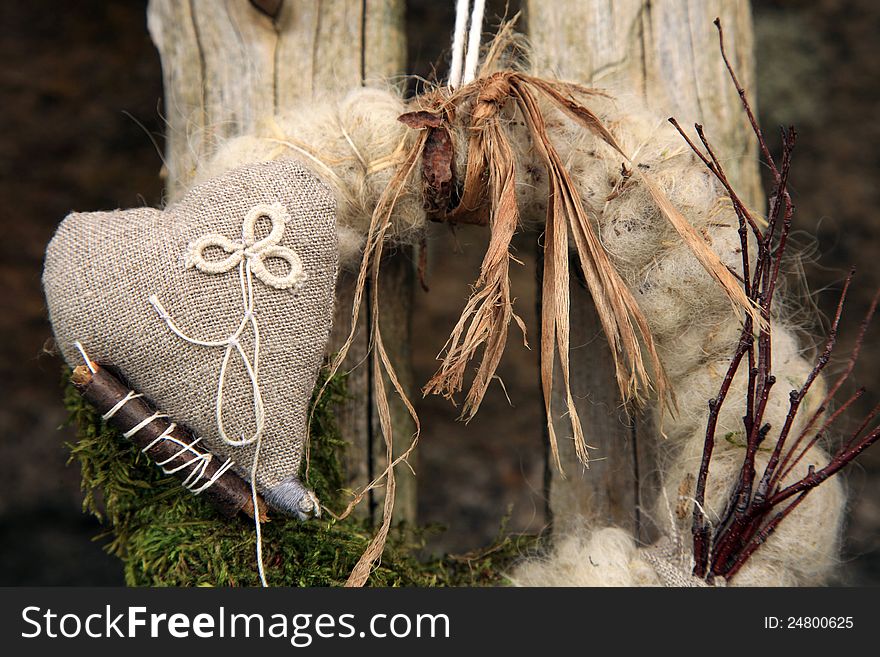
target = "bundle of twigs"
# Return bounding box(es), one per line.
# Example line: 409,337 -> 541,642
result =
672,20 -> 880,583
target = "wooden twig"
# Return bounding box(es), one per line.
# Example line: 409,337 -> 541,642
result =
677,20 -> 880,583
774,287 -> 880,486
714,17 -> 778,183
691,328 -> 753,577
71,364 -> 267,520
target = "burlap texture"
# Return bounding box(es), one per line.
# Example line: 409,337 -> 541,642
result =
43,160 -> 338,494
640,538 -> 710,588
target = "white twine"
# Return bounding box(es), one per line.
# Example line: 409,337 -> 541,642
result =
149,202 -> 304,449
73,343 -> 236,496
448,0 -> 469,89
102,390 -> 143,421
448,0 -> 485,89
462,0 -> 485,85
74,341 -> 97,374
149,203 -> 303,588
123,411 -> 168,439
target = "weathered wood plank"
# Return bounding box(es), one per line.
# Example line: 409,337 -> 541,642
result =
526,0 -> 759,537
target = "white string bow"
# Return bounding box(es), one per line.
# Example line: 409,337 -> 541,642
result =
150,201 -> 306,448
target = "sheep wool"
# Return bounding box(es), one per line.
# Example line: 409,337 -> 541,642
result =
196,88 -> 425,269
192,74 -> 846,586
509,527 -> 664,587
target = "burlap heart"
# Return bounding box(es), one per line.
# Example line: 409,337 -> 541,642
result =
43,160 -> 338,515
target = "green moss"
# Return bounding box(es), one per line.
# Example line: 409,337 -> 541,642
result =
64,367 -> 534,587
723,431 -> 772,452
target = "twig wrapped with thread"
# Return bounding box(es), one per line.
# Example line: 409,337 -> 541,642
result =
70,359 -> 267,521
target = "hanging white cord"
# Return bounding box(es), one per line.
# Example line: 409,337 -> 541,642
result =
448,0 -> 470,88
148,203 -> 304,589
461,0 -> 485,86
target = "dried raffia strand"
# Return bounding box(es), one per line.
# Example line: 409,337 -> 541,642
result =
422,75 -> 526,423
514,78 -> 664,464
415,71 -> 760,468
313,129 -> 427,587
529,77 -> 761,328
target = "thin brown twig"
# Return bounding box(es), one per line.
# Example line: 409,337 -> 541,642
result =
714,17 -> 778,182
679,19 -> 880,583
771,286 -> 880,489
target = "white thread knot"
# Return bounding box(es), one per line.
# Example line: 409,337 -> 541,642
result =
149,201 -> 308,452
185,202 -> 307,291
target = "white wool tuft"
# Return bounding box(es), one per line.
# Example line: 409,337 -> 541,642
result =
196,87 -> 425,270
508,527 -> 661,587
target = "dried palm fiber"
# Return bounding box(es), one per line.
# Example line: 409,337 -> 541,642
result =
330,77 -> 766,585
508,95 -> 846,586
412,75 -> 763,472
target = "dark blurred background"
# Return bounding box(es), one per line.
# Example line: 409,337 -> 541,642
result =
1,0 -> 877,585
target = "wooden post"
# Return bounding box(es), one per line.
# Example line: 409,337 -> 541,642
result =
147,0 -> 415,523
526,0 -> 761,536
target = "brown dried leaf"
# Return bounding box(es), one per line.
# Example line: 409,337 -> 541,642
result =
398,110 -> 443,129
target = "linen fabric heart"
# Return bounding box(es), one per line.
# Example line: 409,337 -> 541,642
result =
43,160 -> 338,515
